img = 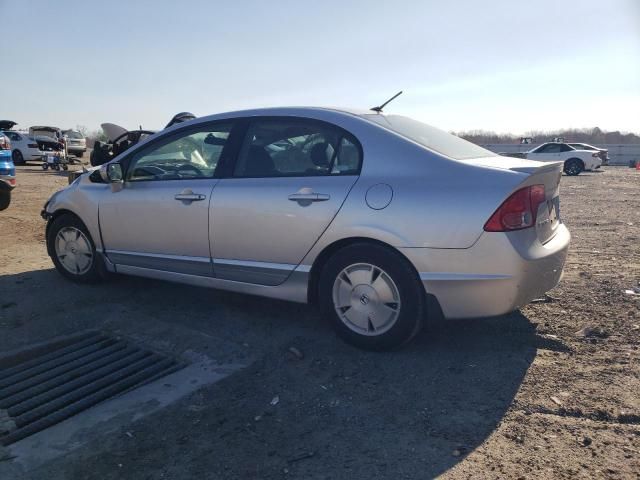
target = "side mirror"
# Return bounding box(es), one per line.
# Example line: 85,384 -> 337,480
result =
100,163 -> 124,192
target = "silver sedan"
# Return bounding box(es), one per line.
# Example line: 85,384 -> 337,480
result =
42,108 -> 570,350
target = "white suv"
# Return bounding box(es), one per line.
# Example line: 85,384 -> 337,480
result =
525,142 -> 602,176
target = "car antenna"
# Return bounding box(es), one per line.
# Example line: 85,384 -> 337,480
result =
370,91 -> 403,113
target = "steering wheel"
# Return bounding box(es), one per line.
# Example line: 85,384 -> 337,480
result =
177,163 -> 204,177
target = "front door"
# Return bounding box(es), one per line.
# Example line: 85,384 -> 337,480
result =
99,121 -> 234,276
210,117 -> 362,285
528,143 -> 562,162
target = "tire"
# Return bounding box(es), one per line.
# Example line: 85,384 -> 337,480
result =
564,158 -> 583,176
47,214 -> 105,283
12,150 -> 25,165
42,163 -> 48,170
75,151 -> 84,158
62,164 -> 68,171
0,190 -> 10,211
318,243 -> 425,351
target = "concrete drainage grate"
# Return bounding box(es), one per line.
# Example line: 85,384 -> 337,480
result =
0,331 -> 183,445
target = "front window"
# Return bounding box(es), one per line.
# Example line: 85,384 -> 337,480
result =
363,114 -> 494,160
127,123 -> 232,181
532,143 -> 562,153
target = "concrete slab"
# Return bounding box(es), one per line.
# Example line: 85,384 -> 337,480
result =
1,351 -> 245,474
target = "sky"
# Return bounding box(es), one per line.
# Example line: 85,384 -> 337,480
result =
1,0 -> 639,134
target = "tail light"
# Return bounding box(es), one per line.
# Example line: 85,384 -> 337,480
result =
484,185 -> 546,232
0,136 -> 10,150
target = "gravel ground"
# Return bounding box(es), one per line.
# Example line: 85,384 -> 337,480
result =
0,164 -> 638,479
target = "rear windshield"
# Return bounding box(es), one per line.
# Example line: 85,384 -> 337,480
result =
65,131 -> 84,139
363,114 -> 494,160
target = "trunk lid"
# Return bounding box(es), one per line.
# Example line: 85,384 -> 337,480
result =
0,120 -> 17,130
461,156 -> 564,244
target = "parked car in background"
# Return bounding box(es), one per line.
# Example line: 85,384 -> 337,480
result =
63,130 -> 87,158
524,142 -> 602,175
42,107 -> 570,350
0,129 -> 42,165
29,126 -> 67,159
0,133 -> 16,210
568,143 -> 609,165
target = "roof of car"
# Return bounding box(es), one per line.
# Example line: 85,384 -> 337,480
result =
195,106 -> 380,122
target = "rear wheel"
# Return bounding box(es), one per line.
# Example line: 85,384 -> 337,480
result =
75,151 -> 84,158
319,243 -> 425,351
0,190 -> 11,211
564,158 -> 583,176
12,150 -> 24,165
47,214 -> 104,283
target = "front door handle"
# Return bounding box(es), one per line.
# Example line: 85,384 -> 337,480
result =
175,189 -> 206,202
288,187 -> 330,203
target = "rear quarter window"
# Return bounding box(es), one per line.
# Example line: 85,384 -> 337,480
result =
363,114 -> 494,160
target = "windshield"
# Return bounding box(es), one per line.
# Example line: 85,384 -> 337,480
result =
363,114 -> 494,160
65,131 -> 84,139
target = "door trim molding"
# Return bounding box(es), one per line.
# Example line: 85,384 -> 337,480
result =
212,258 -> 297,286
106,250 -> 212,277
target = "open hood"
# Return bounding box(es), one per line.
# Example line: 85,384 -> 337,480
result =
30,126 -> 60,133
0,120 -> 17,130
101,123 -> 128,142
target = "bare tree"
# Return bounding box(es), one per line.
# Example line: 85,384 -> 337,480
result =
457,127 -> 640,145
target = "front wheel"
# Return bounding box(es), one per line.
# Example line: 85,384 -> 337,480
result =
318,243 -> 425,351
42,163 -> 48,170
62,164 -> 68,171
47,214 -> 105,283
564,158 -> 583,176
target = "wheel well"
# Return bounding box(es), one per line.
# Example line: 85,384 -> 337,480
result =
307,237 -> 444,323
45,209 -> 81,256
565,157 -> 584,167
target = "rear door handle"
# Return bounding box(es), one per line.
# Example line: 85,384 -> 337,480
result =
288,192 -> 330,202
175,189 -> 206,202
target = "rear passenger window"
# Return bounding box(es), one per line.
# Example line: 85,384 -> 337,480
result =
233,118 -> 361,178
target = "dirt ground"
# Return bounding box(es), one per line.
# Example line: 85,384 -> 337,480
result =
0,164 -> 638,479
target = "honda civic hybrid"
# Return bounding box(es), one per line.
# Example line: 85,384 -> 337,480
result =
42,107 -> 570,350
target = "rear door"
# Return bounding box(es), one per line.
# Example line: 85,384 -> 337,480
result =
99,121 -> 234,276
209,117 -> 361,285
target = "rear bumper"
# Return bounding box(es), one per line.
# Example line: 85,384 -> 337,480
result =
586,158 -> 602,170
400,224 -> 570,319
0,177 -> 16,190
